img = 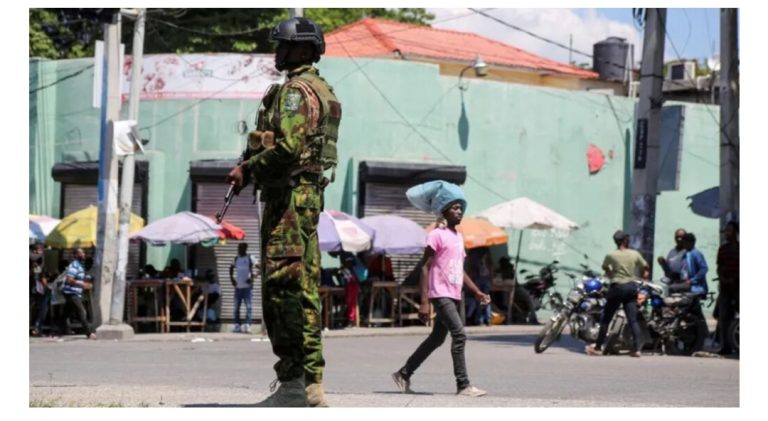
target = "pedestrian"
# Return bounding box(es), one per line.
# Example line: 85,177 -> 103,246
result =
585,230 -> 648,357
229,243 -> 255,333
392,180 -> 489,397
657,228 -> 687,286
716,221 -> 739,355
59,248 -> 96,339
30,243 -> 50,337
679,232 -> 709,322
225,16 -> 341,407
465,247 -> 493,326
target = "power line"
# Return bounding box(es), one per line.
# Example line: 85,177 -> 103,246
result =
334,35 -> 602,263
148,17 -> 264,36
29,63 -> 94,94
680,9 -> 692,58
468,8 -> 594,60
660,10 -> 739,152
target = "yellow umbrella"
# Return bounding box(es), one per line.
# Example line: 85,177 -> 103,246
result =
46,205 -> 145,249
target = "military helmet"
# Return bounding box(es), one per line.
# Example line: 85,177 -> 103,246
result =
271,17 -> 325,59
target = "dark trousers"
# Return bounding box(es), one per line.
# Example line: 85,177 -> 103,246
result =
60,295 -> 92,337
32,291 -> 50,332
718,282 -> 739,353
400,297 -> 470,390
595,282 -> 642,353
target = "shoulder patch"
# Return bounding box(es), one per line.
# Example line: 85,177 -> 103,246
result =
284,89 -> 302,113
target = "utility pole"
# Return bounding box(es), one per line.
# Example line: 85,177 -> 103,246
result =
719,8 -> 739,228
100,8 -> 146,339
290,8 -> 303,18
629,8 -> 666,276
93,12 -> 122,328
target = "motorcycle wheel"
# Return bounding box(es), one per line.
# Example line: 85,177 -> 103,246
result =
534,313 -> 567,353
664,315 -> 708,356
727,319 -> 739,353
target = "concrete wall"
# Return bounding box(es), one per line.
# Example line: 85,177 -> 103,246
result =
29,56 -> 722,303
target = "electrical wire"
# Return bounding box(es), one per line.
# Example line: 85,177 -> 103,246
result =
29,63 -> 94,94
660,9 -> 739,152
335,35 -> 604,263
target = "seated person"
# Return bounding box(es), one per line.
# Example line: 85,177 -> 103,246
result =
402,258 -> 425,287
497,256 -> 538,324
339,253 -> 360,328
160,258 -> 183,279
140,264 -> 159,279
366,254 -> 394,282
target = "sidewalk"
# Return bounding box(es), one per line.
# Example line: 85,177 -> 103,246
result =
32,318 -> 718,343
33,323 -> 544,343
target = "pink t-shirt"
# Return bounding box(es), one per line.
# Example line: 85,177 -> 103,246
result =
426,227 -> 466,300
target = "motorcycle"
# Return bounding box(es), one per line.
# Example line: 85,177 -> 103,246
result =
519,260 -> 564,315
533,269 -> 607,353
603,280 -> 709,356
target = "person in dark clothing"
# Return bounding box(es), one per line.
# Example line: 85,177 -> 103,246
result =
30,243 -> 50,337
717,221 -> 739,355
586,230 -> 649,357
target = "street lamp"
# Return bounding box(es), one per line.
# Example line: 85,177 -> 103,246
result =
459,54 -> 488,91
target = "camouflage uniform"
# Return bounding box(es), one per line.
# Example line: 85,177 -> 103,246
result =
245,64 -> 341,385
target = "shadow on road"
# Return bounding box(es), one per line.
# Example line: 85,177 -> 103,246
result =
183,403 -> 259,407
471,333 -> 587,354
373,391 -> 434,396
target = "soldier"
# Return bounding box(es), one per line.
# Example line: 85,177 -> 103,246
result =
226,16 -> 341,407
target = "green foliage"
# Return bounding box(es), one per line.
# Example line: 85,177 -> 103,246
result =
29,8 -> 102,59
29,8 -> 435,58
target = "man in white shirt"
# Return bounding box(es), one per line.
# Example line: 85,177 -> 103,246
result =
230,243 -> 256,333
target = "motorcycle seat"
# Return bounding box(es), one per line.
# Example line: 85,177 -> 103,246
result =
663,294 -> 693,307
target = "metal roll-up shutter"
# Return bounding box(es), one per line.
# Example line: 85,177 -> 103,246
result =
60,184 -> 144,280
362,182 -> 436,282
193,182 -> 263,324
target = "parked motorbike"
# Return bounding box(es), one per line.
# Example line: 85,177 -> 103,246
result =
533,268 -> 607,353
603,280 -> 709,356
520,260 -> 564,315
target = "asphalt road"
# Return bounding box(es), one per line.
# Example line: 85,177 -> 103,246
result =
28,327 -> 738,407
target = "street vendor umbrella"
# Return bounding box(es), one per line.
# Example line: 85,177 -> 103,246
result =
29,215 -> 61,242
477,197 -> 578,267
361,214 -> 426,255
205,217 -> 246,241
319,210 -> 374,253
131,211 -> 222,246
426,217 -> 509,249
46,205 -> 144,249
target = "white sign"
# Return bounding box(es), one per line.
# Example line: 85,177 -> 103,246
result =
120,54 -> 283,101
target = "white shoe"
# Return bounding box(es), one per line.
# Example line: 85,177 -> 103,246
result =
457,385 -> 487,397
243,324 -> 251,334
233,324 -> 241,333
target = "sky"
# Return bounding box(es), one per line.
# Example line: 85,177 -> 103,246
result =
428,8 -> 722,69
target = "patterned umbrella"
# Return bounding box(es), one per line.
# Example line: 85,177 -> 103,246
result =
426,217 -> 508,249
131,211 -> 221,246
29,215 -> 61,242
318,210 -> 374,253
361,215 -> 426,255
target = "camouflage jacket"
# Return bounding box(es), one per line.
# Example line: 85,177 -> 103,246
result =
246,64 -> 339,187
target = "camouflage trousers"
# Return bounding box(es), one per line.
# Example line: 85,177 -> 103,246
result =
260,184 -> 324,384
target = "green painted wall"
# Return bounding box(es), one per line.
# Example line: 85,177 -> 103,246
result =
29,56 -> 722,305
